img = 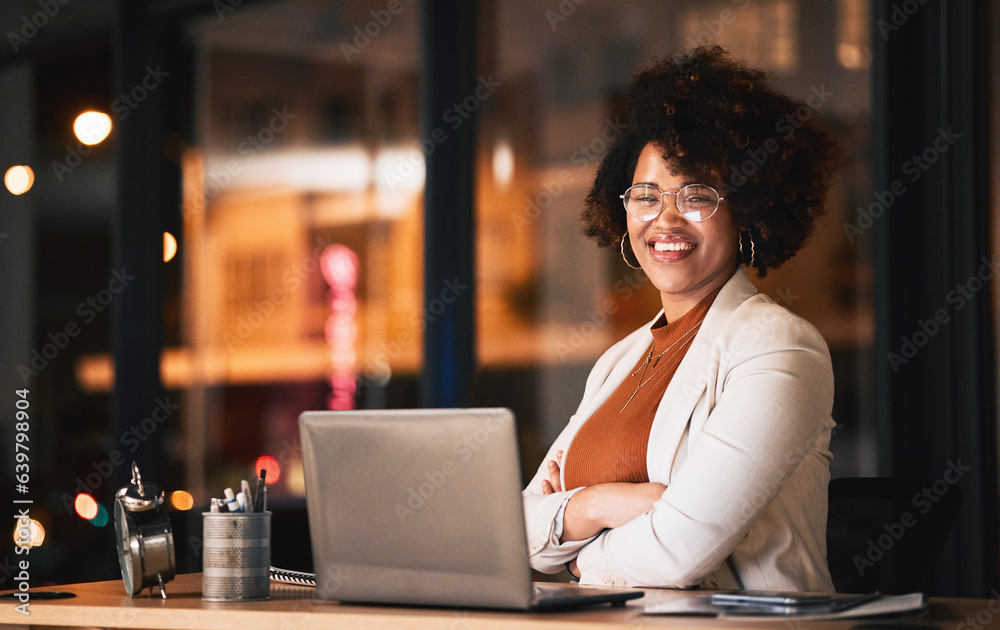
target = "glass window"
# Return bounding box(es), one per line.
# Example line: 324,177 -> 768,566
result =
174,0 -> 425,502
474,0 -> 875,478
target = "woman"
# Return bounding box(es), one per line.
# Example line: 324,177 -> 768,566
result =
523,46 -> 843,591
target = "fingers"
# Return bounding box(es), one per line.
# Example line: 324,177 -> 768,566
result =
547,461 -> 562,493
546,450 -> 564,493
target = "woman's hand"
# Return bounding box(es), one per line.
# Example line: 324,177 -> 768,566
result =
540,452 -> 580,579
540,451 -> 667,543
541,450 -> 564,494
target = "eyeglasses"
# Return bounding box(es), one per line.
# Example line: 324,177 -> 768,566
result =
620,183 -> 727,222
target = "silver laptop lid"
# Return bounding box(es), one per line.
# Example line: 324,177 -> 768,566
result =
299,408 -> 534,609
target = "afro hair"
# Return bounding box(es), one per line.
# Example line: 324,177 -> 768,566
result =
582,46 -> 843,277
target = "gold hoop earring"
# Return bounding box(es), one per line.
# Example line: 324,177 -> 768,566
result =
739,230 -> 755,268
620,230 -> 641,270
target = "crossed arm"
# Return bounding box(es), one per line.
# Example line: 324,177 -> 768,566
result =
540,450 -> 667,577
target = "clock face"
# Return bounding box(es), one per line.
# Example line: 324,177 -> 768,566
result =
114,498 -> 140,596
112,466 -> 176,598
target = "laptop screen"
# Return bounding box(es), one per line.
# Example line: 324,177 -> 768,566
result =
299,408 -> 533,608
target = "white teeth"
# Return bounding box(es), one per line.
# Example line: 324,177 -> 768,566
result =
653,242 -> 694,252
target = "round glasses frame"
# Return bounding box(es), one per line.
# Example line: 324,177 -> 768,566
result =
620,183 -> 727,222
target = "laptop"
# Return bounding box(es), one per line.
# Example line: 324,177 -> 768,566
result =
298,407 -> 644,611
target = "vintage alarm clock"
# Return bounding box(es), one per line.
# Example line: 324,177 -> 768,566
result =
113,461 -> 176,598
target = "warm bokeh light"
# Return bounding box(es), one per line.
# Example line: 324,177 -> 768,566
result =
837,43 -> 870,70
256,455 -> 281,484
373,148 -> 424,193
492,139 -> 514,188
164,231 -> 178,262
13,517 -> 45,549
4,165 -> 34,195
74,493 -> 99,520
74,111 -> 113,145
169,490 -> 194,511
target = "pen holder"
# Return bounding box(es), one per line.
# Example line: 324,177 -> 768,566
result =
201,511 -> 271,601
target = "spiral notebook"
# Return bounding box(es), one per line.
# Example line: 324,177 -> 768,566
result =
269,566 -> 316,587
298,408 -> 644,611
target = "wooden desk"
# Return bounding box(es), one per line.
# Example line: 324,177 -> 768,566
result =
0,573 -> 992,629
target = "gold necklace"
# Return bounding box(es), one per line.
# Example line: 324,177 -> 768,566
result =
620,319 -> 703,412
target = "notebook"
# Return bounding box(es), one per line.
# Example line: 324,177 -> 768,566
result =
298,407 -> 644,611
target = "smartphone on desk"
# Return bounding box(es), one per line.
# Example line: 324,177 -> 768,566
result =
710,591 -> 832,607
708,591 -> 881,616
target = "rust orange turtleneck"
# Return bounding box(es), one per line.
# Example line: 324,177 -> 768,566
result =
562,288 -> 722,490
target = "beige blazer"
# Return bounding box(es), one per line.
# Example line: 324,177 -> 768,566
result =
523,269 -> 836,592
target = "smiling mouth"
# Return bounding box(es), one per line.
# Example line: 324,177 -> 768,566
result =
652,241 -> 694,252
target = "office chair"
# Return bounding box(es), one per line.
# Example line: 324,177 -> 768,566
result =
826,477 -> 962,594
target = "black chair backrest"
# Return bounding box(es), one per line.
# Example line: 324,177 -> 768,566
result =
826,477 -> 962,594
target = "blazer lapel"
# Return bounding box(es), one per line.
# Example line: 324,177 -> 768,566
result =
646,269 -> 759,484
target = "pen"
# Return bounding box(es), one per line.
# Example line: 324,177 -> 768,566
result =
253,468 -> 267,512
241,479 -> 253,513
236,491 -> 246,512
258,469 -> 267,512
